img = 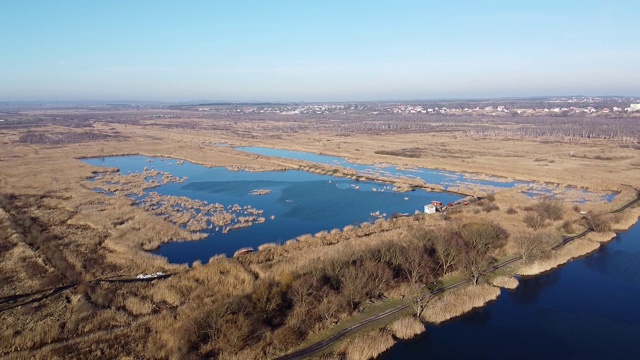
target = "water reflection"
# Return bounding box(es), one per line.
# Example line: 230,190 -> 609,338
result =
458,306 -> 493,326
584,245 -> 640,286
509,271 -> 561,304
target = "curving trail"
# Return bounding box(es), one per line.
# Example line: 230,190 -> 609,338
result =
0,274 -> 172,313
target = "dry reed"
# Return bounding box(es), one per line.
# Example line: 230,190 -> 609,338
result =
387,316 -> 425,339
421,284 -> 500,324
517,239 -> 600,276
490,275 -> 519,289
343,330 -> 396,360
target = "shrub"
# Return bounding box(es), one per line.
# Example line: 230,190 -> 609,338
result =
585,212 -> 612,232
523,212 -> 546,230
482,203 -> 500,213
273,326 -> 302,351
562,220 -> 575,234
533,200 -> 563,221
505,207 -> 518,214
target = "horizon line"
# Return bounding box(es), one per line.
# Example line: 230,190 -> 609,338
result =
1,94 -> 638,106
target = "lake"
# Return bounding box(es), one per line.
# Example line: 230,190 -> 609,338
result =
379,221 -> 640,360
236,146 -> 616,202
82,155 -> 462,264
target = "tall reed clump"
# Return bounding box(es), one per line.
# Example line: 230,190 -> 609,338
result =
490,275 -> 519,289
421,284 -> 500,324
343,330 -> 396,360
388,316 -> 425,339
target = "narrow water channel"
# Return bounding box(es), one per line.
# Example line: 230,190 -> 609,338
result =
379,222 -> 640,360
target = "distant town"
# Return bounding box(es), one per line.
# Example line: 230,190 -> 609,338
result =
180,96 -> 640,117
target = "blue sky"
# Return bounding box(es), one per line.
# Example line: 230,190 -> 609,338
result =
1,0 -> 638,101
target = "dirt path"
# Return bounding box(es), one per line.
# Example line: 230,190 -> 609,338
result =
0,274 -> 173,313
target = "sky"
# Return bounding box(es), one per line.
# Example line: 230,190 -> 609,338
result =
1,0 -> 639,102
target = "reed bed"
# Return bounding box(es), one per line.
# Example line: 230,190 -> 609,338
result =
610,207 -> 640,231
490,275 -> 519,289
387,316 -> 426,339
586,231 -> 618,243
421,284 -> 501,324
517,239 -> 601,276
342,330 -> 396,360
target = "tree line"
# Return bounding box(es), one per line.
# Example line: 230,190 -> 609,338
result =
175,221 -> 509,358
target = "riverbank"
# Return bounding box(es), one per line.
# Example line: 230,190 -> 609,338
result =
297,195 -> 640,360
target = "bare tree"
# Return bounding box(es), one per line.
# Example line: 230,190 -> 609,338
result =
433,230 -> 462,275
399,244 -> 435,285
457,222 -> 509,285
585,212 -> 612,232
513,231 -> 560,263
339,265 -> 368,309
460,248 -> 490,285
289,274 -> 315,310
363,260 -> 393,298
409,284 -> 432,318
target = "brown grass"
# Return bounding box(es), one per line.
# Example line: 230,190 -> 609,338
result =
1,113 -> 637,359
387,316 -> 425,339
420,284 -> 501,324
124,295 -> 155,315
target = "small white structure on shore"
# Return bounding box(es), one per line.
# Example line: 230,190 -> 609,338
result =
424,204 -> 437,214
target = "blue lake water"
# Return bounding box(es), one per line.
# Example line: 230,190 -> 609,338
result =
379,222 -> 640,360
236,146 -> 520,190
235,147 -> 615,202
82,156 -> 462,264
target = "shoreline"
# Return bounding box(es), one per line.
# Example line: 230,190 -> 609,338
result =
283,195 -> 640,359
78,151 -> 632,261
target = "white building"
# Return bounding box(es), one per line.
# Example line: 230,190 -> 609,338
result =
424,204 -> 437,214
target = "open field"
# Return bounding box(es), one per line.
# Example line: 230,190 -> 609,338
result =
0,106 -> 638,359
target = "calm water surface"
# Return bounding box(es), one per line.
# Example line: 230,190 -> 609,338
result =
235,146 -> 616,202
83,156 -> 462,264
380,222 -> 640,360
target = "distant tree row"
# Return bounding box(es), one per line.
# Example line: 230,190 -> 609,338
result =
18,131 -> 117,144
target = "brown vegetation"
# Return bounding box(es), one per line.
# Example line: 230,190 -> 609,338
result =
490,275 -> 519,289
0,106 -> 637,359
387,316 -> 426,339
517,238 -> 602,276
341,330 -> 396,360
420,284 -> 501,324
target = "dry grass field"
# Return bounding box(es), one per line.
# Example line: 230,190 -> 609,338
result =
0,108 -> 638,359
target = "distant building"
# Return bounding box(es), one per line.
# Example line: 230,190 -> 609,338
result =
630,104 -> 640,111
424,204 -> 437,214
